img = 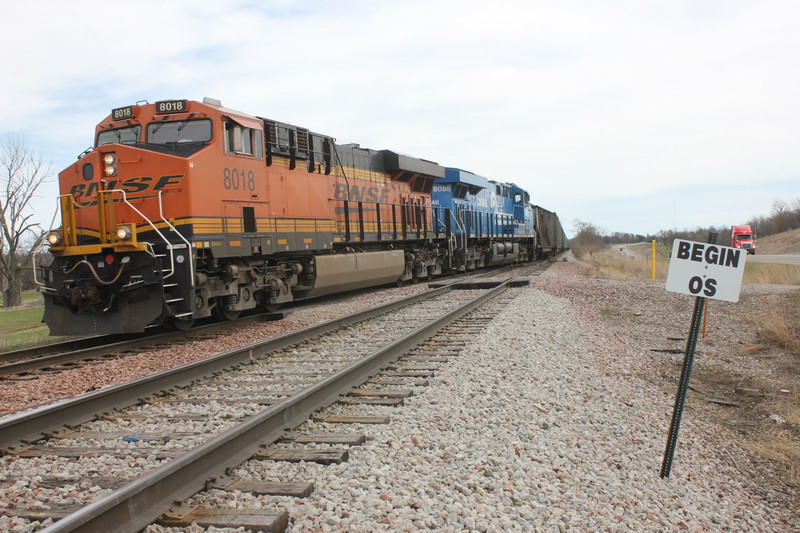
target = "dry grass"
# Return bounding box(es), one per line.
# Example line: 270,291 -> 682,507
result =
755,290 -> 800,356
747,390 -> 800,485
576,247 -> 800,285
757,313 -> 800,355
757,228 -> 800,255
574,249 -> 669,280
576,247 -> 800,488
744,262 -> 800,285
724,292 -> 800,487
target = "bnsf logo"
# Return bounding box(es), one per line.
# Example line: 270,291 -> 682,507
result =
69,175 -> 184,201
333,183 -> 390,203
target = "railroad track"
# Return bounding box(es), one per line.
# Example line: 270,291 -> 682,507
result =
0,312 -> 285,380
0,263 -> 549,532
0,265 -> 520,380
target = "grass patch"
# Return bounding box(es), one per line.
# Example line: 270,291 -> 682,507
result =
0,291 -> 74,352
575,248 -> 669,280
576,246 -> 800,285
576,247 -> 800,487
746,390 -> 800,486
744,262 -> 800,285
755,290 -> 800,357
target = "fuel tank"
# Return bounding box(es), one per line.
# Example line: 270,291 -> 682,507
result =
304,250 -> 405,297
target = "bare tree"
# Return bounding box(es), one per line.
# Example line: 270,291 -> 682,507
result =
0,134 -> 53,307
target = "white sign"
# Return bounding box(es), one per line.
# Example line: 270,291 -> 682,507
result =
665,239 -> 746,302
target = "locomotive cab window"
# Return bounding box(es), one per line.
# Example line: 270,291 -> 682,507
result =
225,121 -> 264,158
97,125 -> 141,147
146,119 -> 212,145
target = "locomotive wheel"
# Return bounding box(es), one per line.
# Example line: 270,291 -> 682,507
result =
259,301 -> 281,313
171,317 -> 195,331
213,305 -> 241,321
256,293 -> 281,313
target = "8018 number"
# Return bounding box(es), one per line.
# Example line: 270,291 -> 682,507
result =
223,168 -> 256,191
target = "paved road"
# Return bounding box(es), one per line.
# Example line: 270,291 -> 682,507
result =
745,254 -> 800,265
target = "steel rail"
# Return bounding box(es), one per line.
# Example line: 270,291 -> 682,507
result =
41,268 -> 525,533
0,312 -> 283,378
0,264 -> 512,374
0,334 -> 140,365
0,283 -> 457,449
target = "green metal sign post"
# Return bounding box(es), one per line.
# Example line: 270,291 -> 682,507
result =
661,231 -> 727,479
660,292 -> 707,478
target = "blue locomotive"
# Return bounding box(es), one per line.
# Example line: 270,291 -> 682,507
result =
431,167 -> 542,270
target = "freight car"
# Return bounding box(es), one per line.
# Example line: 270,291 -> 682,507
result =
37,98 -> 566,335
533,205 -> 568,258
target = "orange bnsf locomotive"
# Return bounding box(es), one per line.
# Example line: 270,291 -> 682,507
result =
38,98 -> 565,335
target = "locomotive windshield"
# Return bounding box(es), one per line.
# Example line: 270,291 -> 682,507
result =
146,118 -> 212,145
97,125 -> 141,146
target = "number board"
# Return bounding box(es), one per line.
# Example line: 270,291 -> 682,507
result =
155,100 -> 188,114
112,106 -> 134,120
665,239 -> 746,302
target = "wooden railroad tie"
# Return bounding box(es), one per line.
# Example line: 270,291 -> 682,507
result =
3,503 -> 84,521
50,430 -> 196,441
287,433 -> 367,445
102,413 -> 217,422
339,397 -> 405,406
145,396 -> 280,406
0,476 -> 126,490
371,378 -> 430,386
207,475 -> 314,498
8,446 -> 185,460
159,505 -> 288,533
384,370 -> 435,378
313,414 -> 391,424
254,448 -> 349,465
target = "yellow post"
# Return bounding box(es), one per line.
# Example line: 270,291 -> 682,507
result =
651,239 -> 657,279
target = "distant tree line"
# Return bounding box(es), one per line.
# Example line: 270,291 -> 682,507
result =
571,198 -> 800,255
745,199 -> 800,239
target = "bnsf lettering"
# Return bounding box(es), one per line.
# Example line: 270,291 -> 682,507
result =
69,175 -> 183,200
333,183 -> 390,203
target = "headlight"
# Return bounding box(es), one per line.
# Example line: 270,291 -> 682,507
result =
103,152 -> 117,176
47,231 -> 63,246
116,226 -> 133,241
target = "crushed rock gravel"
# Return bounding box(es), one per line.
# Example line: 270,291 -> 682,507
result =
154,260 -> 798,532
3,260 -> 798,532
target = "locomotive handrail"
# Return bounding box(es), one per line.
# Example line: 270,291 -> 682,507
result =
432,208 -> 454,258
452,209 -> 467,252
109,189 -> 176,281
32,209 -> 60,290
158,190 -> 195,288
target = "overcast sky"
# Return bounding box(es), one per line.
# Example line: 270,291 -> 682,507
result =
2,0 -> 798,238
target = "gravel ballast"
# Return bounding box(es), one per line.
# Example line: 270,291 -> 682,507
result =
3,261 -> 797,532
147,261 -> 797,532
